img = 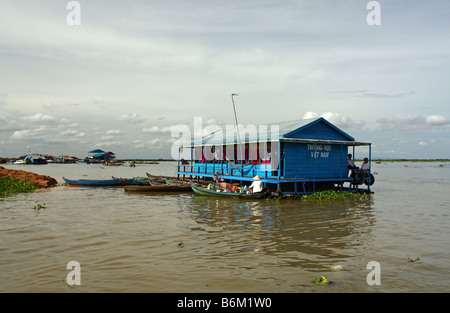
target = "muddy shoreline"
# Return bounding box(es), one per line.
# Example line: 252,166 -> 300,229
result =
0,166 -> 58,188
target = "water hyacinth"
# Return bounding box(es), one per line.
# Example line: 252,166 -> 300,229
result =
0,177 -> 37,197
301,190 -> 367,200
407,257 -> 423,264
312,276 -> 334,285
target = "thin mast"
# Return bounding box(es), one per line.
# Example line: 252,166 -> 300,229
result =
231,93 -> 242,160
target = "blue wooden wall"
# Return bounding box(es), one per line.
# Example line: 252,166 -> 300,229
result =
283,142 -> 347,179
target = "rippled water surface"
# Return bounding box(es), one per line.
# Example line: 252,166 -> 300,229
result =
1,161 -> 449,292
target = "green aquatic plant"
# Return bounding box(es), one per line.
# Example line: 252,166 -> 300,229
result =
312,276 -> 333,285
301,190 -> 366,200
33,201 -> 47,214
407,257 -> 423,264
0,177 -> 37,197
33,201 -> 47,211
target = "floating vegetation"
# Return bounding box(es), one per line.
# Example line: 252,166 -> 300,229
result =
33,201 -> 47,215
0,177 -> 37,197
33,201 -> 47,212
407,257 -> 423,264
312,276 -> 334,285
300,190 -> 367,200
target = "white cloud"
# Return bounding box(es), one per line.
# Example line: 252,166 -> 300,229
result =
142,126 -> 160,134
106,130 -> 122,135
100,135 -> 114,141
61,129 -> 78,136
119,113 -> 145,124
425,115 -> 449,126
133,140 -> 146,149
21,113 -> 57,124
142,125 -> 175,134
377,114 -> 449,132
11,129 -> 39,141
302,111 -> 365,129
94,141 -> 122,147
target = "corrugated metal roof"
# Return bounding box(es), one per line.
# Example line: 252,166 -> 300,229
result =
186,117 -> 367,147
89,149 -> 105,153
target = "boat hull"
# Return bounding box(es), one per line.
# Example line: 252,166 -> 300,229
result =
63,177 -> 134,186
124,184 -> 193,192
190,184 -> 270,199
113,176 -> 149,185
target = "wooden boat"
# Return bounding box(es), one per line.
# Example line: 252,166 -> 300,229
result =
165,178 -> 191,185
112,176 -> 149,185
124,184 -> 193,192
190,184 -> 271,199
63,177 -> 134,186
146,172 -> 174,180
145,172 -> 171,185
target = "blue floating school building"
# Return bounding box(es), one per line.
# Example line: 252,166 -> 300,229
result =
87,149 -> 116,163
176,117 -> 374,195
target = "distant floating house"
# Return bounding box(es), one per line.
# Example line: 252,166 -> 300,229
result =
24,154 -> 47,165
176,117 -> 373,195
87,149 -> 116,163
88,149 -> 105,157
55,155 -> 76,164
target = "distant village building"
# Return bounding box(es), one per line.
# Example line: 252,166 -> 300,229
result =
55,155 -> 77,163
87,149 -> 116,163
24,154 -> 47,165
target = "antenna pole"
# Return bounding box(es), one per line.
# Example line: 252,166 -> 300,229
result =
231,93 -> 242,160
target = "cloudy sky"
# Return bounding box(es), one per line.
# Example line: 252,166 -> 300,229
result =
0,0 -> 449,159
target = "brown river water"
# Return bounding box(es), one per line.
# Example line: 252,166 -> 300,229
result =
1,161 -> 449,293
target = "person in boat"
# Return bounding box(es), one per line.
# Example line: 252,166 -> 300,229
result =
211,171 -> 232,191
245,175 -> 264,194
214,171 -> 225,183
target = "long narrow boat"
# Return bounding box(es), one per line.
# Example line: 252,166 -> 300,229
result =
63,177 -> 134,186
190,184 -> 270,199
145,172 -> 170,185
165,178 -> 191,185
112,176 -> 149,185
124,184 -> 193,192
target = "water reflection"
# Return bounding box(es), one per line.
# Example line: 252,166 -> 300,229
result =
186,195 -> 376,270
